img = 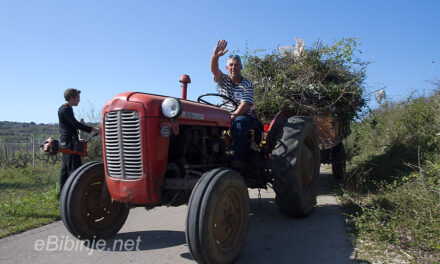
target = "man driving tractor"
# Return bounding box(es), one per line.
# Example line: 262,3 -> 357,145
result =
210,39 -> 255,166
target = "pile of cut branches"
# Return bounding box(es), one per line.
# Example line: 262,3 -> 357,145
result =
243,38 -> 368,120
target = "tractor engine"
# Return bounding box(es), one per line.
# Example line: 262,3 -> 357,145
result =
160,125 -> 231,206
101,91 -> 231,207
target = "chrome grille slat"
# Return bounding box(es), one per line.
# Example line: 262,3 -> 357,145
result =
104,110 -> 142,179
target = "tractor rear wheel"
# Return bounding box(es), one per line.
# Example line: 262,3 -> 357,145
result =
272,116 -> 320,217
60,162 -> 130,239
186,168 -> 249,264
331,142 -> 346,180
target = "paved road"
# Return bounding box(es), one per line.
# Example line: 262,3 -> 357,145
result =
0,169 -> 355,264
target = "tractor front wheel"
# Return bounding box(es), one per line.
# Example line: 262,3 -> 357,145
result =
60,162 -> 130,239
186,168 -> 250,264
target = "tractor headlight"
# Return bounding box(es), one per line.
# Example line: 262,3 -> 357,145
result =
161,98 -> 182,118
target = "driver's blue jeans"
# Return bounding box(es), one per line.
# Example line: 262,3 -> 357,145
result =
230,115 -> 251,162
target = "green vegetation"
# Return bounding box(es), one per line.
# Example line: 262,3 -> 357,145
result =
343,92 -> 440,263
0,120 -> 103,238
0,121 -> 59,139
0,164 -> 60,238
243,38 -> 367,120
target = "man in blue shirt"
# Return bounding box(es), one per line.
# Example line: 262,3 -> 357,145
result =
210,40 -> 254,165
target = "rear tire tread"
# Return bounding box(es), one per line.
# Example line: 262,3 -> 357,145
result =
272,116 -> 320,217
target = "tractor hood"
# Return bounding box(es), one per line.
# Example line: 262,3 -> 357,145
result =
103,92 -> 231,128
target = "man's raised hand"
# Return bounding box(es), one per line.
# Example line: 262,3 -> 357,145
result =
213,39 -> 228,58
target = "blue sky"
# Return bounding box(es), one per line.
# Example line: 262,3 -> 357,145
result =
1,0 -> 439,124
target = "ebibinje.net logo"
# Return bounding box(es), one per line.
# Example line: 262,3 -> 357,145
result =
34,235 -> 142,255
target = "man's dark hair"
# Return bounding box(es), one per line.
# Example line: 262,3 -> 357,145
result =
64,88 -> 81,101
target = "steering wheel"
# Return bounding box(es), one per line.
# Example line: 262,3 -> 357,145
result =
197,93 -> 238,112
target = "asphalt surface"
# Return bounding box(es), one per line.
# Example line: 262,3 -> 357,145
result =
0,168 -> 356,264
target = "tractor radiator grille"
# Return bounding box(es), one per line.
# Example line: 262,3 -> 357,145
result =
104,110 -> 143,179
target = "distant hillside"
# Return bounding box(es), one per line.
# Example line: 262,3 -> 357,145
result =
0,121 -> 59,139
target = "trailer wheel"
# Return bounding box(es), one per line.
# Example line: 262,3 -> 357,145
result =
331,142 -> 346,180
186,168 -> 249,264
60,162 -> 129,239
272,116 -> 320,217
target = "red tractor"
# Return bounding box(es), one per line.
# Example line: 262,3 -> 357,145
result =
60,75 -> 322,264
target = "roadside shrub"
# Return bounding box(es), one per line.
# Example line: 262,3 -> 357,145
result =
344,92 -> 440,192
346,176 -> 440,262
342,91 -> 440,262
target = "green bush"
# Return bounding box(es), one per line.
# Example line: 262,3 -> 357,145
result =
345,176 -> 440,262
242,38 -> 368,120
345,93 -> 440,191
343,91 -> 440,262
